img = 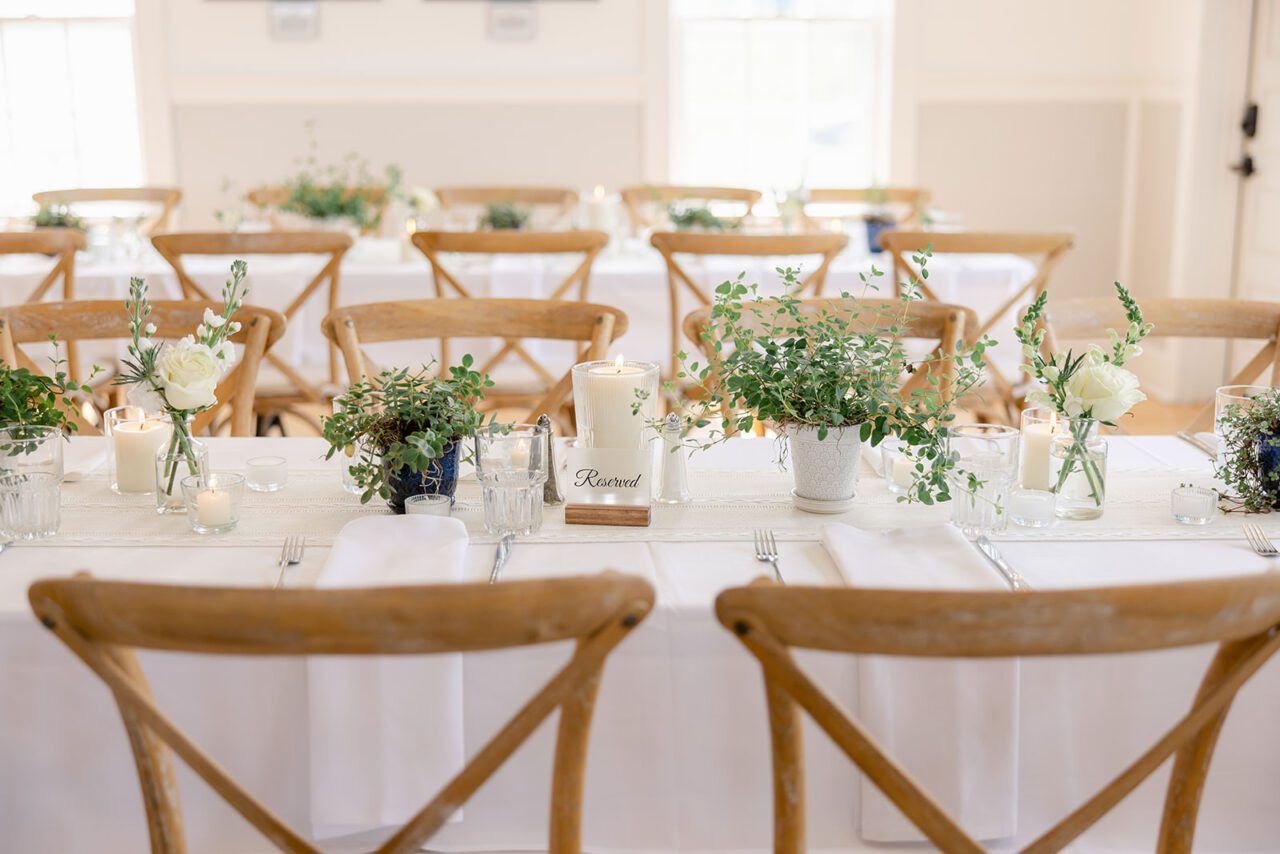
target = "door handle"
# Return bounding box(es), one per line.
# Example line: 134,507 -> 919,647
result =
1231,155 -> 1256,177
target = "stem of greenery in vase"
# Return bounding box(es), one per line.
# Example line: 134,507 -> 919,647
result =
162,420 -> 201,497
1053,419 -> 1104,506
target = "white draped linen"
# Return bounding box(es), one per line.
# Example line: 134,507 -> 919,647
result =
3,436 -> 1280,852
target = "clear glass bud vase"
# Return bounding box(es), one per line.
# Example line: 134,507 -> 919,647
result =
155,420 -> 208,514
1049,418 -> 1108,520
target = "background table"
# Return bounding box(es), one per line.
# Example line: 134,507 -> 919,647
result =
3,436 -> 1280,852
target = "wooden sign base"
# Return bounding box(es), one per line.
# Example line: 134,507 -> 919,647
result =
564,503 -> 652,527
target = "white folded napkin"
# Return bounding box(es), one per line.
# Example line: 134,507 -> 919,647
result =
820,523 -> 1019,843
308,516 -> 468,838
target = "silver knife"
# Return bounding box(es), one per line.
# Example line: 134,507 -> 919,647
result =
1176,431 -> 1218,460
489,534 -> 513,584
974,535 -> 1031,592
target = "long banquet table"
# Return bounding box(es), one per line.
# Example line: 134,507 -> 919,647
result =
4,435 -> 1280,853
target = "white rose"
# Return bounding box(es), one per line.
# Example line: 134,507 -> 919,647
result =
1062,351 -> 1145,422
155,337 -> 224,410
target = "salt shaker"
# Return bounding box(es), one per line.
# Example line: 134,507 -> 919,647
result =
657,412 -> 691,504
536,415 -> 564,505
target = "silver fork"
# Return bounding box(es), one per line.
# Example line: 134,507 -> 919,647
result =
273,535 -> 305,588
1243,524 -> 1278,558
754,529 -> 784,584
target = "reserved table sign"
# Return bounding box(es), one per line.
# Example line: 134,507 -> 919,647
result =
563,447 -> 652,527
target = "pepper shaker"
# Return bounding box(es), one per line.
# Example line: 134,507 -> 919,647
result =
536,414 -> 564,505
657,412 -> 691,504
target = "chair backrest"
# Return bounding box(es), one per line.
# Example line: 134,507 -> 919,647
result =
0,300 -> 284,437
649,231 -> 849,378
410,230 -> 610,392
433,186 -> 579,227
682,298 -> 975,431
802,187 -> 930,229
1044,297 -> 1280,433
0,229 -> 84,303
620,184 -> 762,233
879,230 -> 1074,422
152,231 -> 352,401
716,574 -> 1280,854
30,571 -> 654,854
245,186 -> 390,235
322,298 -> 628,427
32,187 -> 182,236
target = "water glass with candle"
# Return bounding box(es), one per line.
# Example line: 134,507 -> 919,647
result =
105,407 -> 172,494
246,456 -> 288,492
571,357 -> 660,449
181,473 -> 244,534
1018,406 -> 1058,490
0,472 -> 60,540
947,424 -> 1019,538
1009,488 -> 1056,528
879,437 -> 915,496
405,494 -> 452,517
474,425 -> 549,536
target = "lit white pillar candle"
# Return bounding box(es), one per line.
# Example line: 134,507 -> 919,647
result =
1019,413 -> 1057,491
113,419 -> 172,493
584,356 -> 649,449
584,184 -> 609,231
195,488 -> 233,527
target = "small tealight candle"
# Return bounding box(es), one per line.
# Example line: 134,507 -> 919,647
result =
181,473 -> 245,534
1171,485 -> 1217,525
880,438 -> 914,495
405,493 -> 452,517
246,456 -> 288,492
1009,488 -> 1056,528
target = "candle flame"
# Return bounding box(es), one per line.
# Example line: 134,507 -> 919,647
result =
593,184 -> 606,200
613,354 -> 625,371
404,216 -> 417,236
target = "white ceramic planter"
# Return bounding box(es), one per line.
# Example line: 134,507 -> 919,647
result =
787,424 -> 863,504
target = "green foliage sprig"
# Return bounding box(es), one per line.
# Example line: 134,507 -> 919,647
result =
1214,389 -> 1280,513
0,337 -> 97,440
668,204 -> 737,232
664,249 -> 995,504
478,202 -> 530,231
271,123 -> 401,230
321,358 -> 498,504
32,204 -> 85,233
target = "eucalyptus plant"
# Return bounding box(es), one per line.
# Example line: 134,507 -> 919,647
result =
31,204 -> 86,233
321,358 -> 496,504
662,249 -> 994,503
478,202 -> 530,231
272,123 -> 401,230
1214,388 -> 1280,513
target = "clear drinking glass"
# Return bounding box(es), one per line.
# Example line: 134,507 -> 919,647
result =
474,424 -> 549,536
947,424 -> 1019,538
0,472 -> 60,540
0,425 -> 63,480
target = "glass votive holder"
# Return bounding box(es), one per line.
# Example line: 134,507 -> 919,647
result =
1008,487 -> 1056,528
246,456 -> 288,492
181,473 -> 245,534
0,472 -> 60,540
105,406 -> 172,495
880,438 -> 915,496
405,493 -> 452,517
1171,485 -> 1217,525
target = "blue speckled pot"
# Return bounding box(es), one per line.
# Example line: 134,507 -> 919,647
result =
1258,434 -> 1280,505
865,219 -> 895,253
383,439 -> 460,514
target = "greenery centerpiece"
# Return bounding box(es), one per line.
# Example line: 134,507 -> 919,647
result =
117,261 -> 248,509
668,204 -> 737,232
1214,388 -> 1280,512
31,204 -> 86,233
322,358 -> 496,512
664,249 -> 992,507
0,340 -> 97,472
478,202 -> 530,231
1015,283 -> 1151,519
268,124 -> 401,233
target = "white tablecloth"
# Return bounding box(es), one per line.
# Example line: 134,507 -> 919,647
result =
4,436 -> 1280,853
0,245 -> 1035,385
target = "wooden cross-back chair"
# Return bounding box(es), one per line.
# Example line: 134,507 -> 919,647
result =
29,571 -> 655,854
879,231 -> 1075,423
650,231 -> 849,380
1043,297 -> 1280,434
801,187 -> 930,231
245,186 -> 390,236
32,187 -> 182,237
620,185 -> 762,234
683,298 -> 975,435
434,186 -> 580,228
152,231 -> 351,407
0,300 -> 283,437
323,298 -> 627,432
717,573 -> 1280,854
0,230 -> 85,376
410,229 -> 609,386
